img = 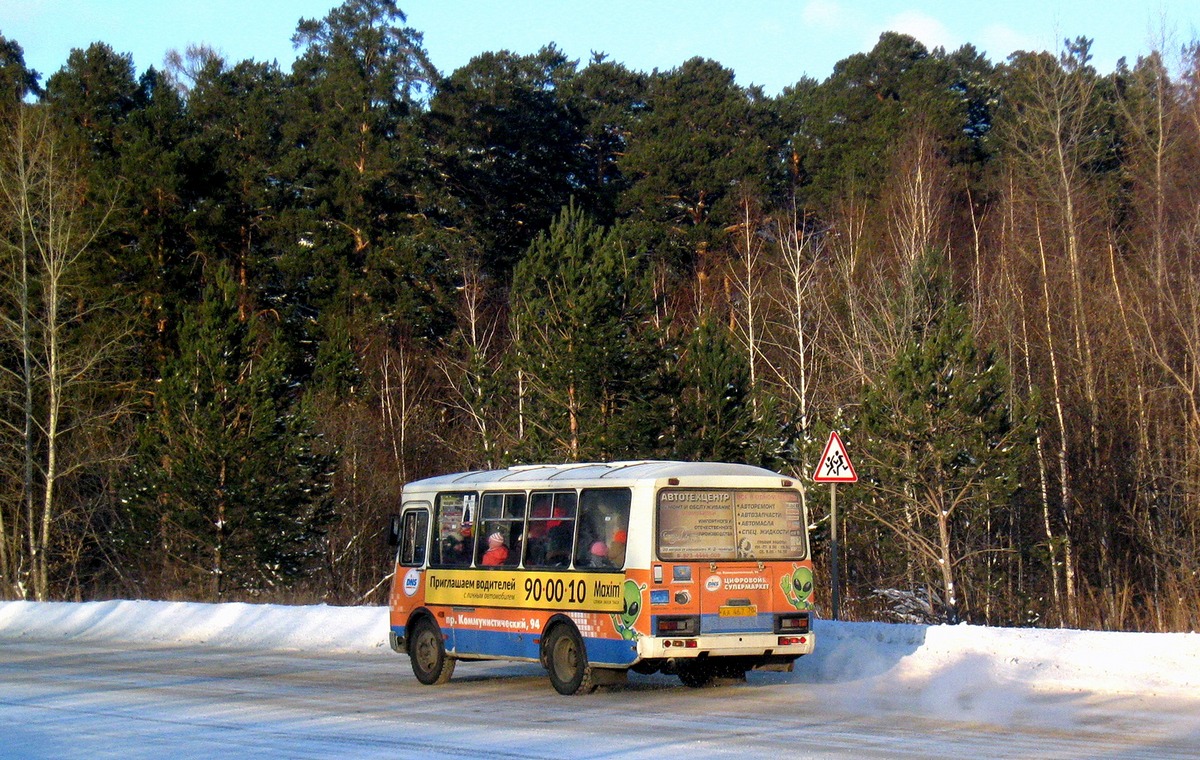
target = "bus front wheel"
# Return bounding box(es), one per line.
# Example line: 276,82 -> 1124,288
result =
545,624 -> 596,695
409,618 -> 455,685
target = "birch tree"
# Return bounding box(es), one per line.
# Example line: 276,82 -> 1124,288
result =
0,107 -> 120,600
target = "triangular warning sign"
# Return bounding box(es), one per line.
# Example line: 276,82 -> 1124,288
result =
812,431 -> 858,483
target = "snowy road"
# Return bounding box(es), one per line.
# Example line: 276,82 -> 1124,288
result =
3,634 -> 1198,759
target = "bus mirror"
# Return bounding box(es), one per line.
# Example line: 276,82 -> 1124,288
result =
387,514 -> 403,547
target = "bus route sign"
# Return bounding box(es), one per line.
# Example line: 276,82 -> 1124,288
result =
812,431 -> 857,483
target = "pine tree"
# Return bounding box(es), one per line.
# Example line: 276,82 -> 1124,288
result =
852,252 -> 1031,622
111,67 -> 197,380
618,57 -> 778,274
0,34 -> 41,107
778,33 -> 997,209
184,57 -> 289,316
671,319 -> 785,465
424,46 -> 587,281
281,0 -> 437,322
562,55 -> 647,224
123,265 -> 333,599
510,202 -> 665,462
44,43 -> 142,164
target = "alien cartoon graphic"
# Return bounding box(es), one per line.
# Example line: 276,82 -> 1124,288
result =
781,565 -> 815,610
611,579 -> 648,640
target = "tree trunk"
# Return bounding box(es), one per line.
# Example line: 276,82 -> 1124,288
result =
1035,215 -> 1078,626
935,496 -> 958,622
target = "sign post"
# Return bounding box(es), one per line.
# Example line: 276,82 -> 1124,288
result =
812,431 -> 857,620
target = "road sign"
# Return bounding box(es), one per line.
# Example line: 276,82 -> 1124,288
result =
812,431 -> 857,483
812,430 -> 857,621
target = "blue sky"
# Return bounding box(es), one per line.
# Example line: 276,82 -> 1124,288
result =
3,1 -> 1198,94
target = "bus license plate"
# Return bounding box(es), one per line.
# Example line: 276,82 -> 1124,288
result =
718,605 -> 757,617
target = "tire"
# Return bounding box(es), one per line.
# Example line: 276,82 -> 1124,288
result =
545,624 -> 596,695
409,617 -> 455,685
713,659 -> 750,681
631,660 -> 661,675
677,661 -> 716,688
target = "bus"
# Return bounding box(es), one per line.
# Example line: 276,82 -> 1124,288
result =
386,461 -> 816,694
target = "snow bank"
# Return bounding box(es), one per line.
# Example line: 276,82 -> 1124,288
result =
804,617 -> 1200,699
1,600 -> 1197,698
0,600 -> 389,653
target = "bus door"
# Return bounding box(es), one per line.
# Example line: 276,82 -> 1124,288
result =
658,488 -> 806,633
391,502 -> 431,629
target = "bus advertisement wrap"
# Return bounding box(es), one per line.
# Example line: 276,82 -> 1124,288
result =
425,569 -> 627,613
657,489 -> 805,560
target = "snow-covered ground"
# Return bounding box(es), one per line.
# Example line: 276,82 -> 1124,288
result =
2,600 -> 1199,758
3,599 -> 1197,697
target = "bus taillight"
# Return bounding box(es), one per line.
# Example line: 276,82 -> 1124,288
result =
656,615 -> 699,636
775,612 -> 810,634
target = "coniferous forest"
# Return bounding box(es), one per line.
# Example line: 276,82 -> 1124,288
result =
3,1 -> 1200,632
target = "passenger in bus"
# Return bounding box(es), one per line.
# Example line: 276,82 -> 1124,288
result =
524,521 -> 548,565
442,533 -> 468,566
585,540 -> 613,568
608,529 -> 627,567
524,538 -> 546,566
544,523 -> 573,567
481,532 -> 509,566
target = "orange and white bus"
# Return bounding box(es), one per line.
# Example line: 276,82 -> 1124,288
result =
386,461 -> 816,694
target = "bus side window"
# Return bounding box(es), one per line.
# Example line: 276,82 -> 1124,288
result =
525,491 -> 576,569
506,493 -> 526,564
524,492 -> 552,566
477,493 -> 525,567
433,492 -> 474,567
576,489 -> 632,569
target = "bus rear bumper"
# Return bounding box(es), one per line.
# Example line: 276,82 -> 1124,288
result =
637,631 -> 815,661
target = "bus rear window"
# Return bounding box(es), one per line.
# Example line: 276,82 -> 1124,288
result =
656,488 -> 806,561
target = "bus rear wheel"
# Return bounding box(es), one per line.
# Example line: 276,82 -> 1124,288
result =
545,624 -> 596,695
409,617 -> 455,685
677,661 -> 716,688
